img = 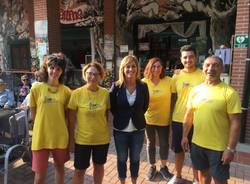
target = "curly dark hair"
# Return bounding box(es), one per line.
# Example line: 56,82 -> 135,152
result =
39,53 -> 66,83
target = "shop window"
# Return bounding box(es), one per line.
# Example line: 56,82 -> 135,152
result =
10,41 -> 30,70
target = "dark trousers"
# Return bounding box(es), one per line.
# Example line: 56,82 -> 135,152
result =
113,130 -> 145,179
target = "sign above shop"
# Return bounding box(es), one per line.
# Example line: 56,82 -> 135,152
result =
234,34 -> 248,48
60,2 -> 103,26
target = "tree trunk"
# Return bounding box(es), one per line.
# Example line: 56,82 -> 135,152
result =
210,15 -> 234,50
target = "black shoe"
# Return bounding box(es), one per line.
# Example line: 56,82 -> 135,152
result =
147,166 -> 157,181
159,166 -> 173,181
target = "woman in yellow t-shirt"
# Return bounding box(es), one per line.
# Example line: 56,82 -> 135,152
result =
68,61 -> 110,184
142,57 -> 173,181
30,53 -> 71,184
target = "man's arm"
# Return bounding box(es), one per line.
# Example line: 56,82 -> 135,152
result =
5,90 -> 15,108
181,107 -> 194,152
222,113 -> 241,165
227,113 -> 241,149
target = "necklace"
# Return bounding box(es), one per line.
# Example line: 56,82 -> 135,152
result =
48,85 -> 59,93
86,88 -> 100,110
126,83 -> 136,94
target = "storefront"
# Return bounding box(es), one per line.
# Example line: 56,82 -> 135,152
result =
135,20 -> 210,74
59,1 -> 103,68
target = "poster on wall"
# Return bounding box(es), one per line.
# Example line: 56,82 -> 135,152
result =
138,42 -> 150,51
34,20 -> 49,67
36,39 -> 48,66
120,45 -> 128,53
34,20 -> 48,38
37,43 -> 47,57
104,35 -> 114,60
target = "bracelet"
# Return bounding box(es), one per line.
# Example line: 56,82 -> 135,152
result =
226,146 -> 236,154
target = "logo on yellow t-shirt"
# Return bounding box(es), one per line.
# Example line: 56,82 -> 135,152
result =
89,102 -> 100,110
182,82 -> 191,87
152,89 -> 160,94
43,96 -> 58,103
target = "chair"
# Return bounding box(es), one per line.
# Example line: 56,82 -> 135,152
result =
0,110 -> 31,184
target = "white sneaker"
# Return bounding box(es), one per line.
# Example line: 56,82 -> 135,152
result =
168,175 -> 185,184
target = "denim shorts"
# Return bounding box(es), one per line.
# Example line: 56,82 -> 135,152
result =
74,143 -> 109,170
191,143 -> 230,180
171,121 -> 193,153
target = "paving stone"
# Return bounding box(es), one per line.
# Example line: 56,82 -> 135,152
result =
1,138 -> 250,184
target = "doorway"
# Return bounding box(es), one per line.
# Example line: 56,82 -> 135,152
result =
61,26 -> 91,69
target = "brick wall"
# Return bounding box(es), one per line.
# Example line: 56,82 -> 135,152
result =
47,0 -> 61,53
231,0 -> 250,143
34,0 -> 47,20
25,0 -> 34,39
245,100 -> 250,143
104,0 -> 115,35
33,0 -> 61,53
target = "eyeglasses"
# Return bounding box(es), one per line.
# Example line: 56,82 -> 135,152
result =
22,79 -> 28,81
86,72 -> 100,77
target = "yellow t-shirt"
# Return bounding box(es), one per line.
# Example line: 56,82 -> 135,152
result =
30,83 -> 71,150
68,85 -> 110,145
142,77 -> 172,126
171,69 -> 204,123
187,82 -> 241,151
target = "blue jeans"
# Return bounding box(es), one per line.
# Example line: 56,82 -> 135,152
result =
113,130 -> 145,179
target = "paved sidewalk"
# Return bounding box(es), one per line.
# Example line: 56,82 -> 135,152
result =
1,138 -> 250,184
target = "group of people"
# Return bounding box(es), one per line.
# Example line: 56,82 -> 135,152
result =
14,44 -> 241,184
0,71 -> 42,110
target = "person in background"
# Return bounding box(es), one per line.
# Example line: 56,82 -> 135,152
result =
0,78 -> 15,109
68,61 -> 110,184
20,71 -> 43,122
181,56 -> 241,184
31,70 -> 44,85
169,45 -> 204,184
110,55 -> 149,184
30,53 -> 71,184
0,67 -> 7,81
142,57 -> 173,181
18,74 -> 31,106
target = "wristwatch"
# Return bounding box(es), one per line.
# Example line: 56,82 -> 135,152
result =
226,146 -> 236,154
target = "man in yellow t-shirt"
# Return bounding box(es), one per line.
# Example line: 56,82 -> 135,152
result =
169,45 -> 204,184
182,56 -> 241,184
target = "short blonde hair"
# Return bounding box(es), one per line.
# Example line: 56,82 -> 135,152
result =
82,61 -> 105,81
117,55 -> 140,86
